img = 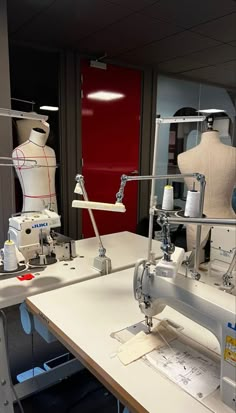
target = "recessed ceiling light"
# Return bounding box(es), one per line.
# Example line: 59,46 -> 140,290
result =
196,109 -> 225,114
40,106 -> 59,111
87,91 -> 125,101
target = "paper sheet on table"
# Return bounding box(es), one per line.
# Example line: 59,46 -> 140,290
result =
146,339 -> 220,400
117,320 -> 177,365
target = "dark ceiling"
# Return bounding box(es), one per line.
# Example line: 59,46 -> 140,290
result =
7,0 -> 236,90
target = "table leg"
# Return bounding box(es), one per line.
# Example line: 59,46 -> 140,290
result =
0,312 -> 15,413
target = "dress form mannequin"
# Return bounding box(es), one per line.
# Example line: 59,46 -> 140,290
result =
16,117 -> 49,144
12,124 -> 57,212
178,129 -> 236,252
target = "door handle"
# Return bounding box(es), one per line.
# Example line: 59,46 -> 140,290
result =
130,170 -> 138,175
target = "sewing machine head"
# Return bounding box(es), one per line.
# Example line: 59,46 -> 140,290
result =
8,209 -> 61,264
133,247 -> 236,411
102,137 -> 235,410
133,207 -> 236,411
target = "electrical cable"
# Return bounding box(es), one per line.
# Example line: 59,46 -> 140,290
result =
0,309 -> 25,413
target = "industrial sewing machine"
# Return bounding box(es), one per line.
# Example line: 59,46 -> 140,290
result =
100,164 -> 235,410
6,209 -> 76,266
133,212 -> 236,411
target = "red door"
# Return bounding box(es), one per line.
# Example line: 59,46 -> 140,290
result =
81,60 -> 141,238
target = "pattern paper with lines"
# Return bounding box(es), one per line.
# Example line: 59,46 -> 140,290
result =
146,339 -> 220,400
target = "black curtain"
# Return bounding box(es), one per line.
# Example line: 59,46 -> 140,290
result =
59,52 -> 82,239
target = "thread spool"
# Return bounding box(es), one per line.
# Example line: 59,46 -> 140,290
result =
184,190 -> 200,217
3,240 -> 18,272
162,185 -> 174,210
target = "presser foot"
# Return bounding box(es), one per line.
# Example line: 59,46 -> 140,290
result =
145,316 -> 153,333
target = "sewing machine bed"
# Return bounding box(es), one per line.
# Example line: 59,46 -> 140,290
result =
112,318 -> 220,409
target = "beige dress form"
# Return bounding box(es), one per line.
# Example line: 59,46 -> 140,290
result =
177,130 -> 236,254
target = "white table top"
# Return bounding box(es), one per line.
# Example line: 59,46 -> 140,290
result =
76,231 -> 161,272
0,231 -> 162,309
26,268 -> 231,413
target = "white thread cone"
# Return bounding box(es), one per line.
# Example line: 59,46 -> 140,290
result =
162,185 -> 174,210
184,190 -> 200,217
3,240 -> 18,271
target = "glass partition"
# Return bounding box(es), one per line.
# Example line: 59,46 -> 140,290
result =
155,75 -> 236,206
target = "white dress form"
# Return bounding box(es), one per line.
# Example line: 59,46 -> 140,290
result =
12,126 -> 57,212
177,130 -> 236,252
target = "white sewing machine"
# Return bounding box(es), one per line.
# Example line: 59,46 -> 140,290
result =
105,167 -> 235,410
133,215 -> 236,411
91,167 -> 235,410
8,209 -> 76,265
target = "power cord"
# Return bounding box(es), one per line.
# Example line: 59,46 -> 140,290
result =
0,309 -> 25,413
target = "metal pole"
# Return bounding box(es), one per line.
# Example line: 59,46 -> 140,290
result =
225,249 -> 236,276
222,249 -> 236,287
75,175 -> 105,254
155,115 -> 205,124
124,173 -> 201,181
193,177 -> 206,277
159,216 -> 236,226
147,120 -> 160,261
0,108 -> 48,121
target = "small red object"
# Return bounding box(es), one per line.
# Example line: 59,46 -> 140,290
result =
17,273 -> 35,281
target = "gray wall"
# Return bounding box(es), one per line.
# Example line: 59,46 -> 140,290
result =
0,0 -> 15,246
